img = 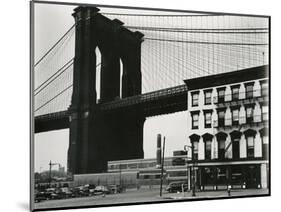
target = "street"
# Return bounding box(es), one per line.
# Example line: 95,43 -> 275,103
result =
34,188 -> 269,210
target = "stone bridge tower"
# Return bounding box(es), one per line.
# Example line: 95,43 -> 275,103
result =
68,6 -> 145,174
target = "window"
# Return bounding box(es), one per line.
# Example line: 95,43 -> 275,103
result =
143,175 -> 150,179
138,163 -> 149,168
262,105 -> 268,121
191,92 -> 199,107
247,136 -> 255,158
191,112 -> 199,129
245,83 -> 254,98
231,166 -> 243,184
120,164 -> 127,169
246,106 -> 254,123
204,111 -> 212,128
203,167 -> 216,185
232,138 -> 240,159
261,133 -> 269,160
231,85 -> 240,100
205,140 -> 212,160
204,90 -> 212,105
172,158 -> 185,166
232,108 -> 239,125
169,171 -> 187,177
127,163 -> 137,169
260,80 -> 268,96
217,88 -> 225,103
190,134 -> 200,160
218,110 -> 225,127
217,167 -> 227,185
203,134 -> 213,160
218,140 -> 225,160
193,141 -> 199,160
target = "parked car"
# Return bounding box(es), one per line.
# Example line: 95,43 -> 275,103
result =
58,187 -> 73,198
83,184 -> 96,196
108,185 -> 123,194
93,185 -> 110,195
165,181 -> 188,193
35,191 -> 48,202
71,186 -> 88,197
44,188 -> 61,200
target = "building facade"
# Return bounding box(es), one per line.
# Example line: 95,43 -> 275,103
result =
184,65 -> 269,190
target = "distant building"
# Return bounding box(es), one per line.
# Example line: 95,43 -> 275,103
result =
74,156 -> 190,189
59,166 -> 65,173
184,65 -> 269,190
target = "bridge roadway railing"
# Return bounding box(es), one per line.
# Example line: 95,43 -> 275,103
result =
34,84 -> 188,122
34,110 -> 69,121
99,84 -> 188,110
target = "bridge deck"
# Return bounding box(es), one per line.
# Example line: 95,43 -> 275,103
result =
100,84 -> 187,110
34,85 -> 188,133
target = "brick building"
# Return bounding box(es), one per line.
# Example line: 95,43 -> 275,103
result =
184,65 -> 269,190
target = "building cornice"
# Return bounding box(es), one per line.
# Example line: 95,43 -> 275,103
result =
184,65 -> 268,90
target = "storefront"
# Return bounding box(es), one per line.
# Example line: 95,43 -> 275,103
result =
195,164 -> 262,191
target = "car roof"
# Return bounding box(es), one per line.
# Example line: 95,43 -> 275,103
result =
169,181 -> 187,184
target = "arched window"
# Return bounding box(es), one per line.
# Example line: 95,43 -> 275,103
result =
231,84 -> 240,101
245,82 -> 254,98
120,58 -> 123,98
216,132 -> 228,160
95,47 -> 102,103
230,130 -> 242,159
202,133 -> 213,160
189,134 -> 200,160
244,129 -> 257,158
259,128 -> 269,159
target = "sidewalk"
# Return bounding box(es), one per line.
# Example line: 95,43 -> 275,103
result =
160,188 -> 269,200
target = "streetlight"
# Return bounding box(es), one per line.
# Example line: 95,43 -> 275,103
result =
48,160 -> 61,187
119,163 -> 122,189
184,145 -> 196,197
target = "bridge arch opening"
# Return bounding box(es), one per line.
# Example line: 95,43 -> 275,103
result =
95,46 -> 102,103
120,58 -> 123,99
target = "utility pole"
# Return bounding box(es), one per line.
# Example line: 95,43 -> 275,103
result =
160,136 -> 166,197
184,145 -> 189,196
184,145 -> 196,197
49,160 -> 52,187
48,161 -> 61,187
190,144 -> 196,197
191,157 -> 196,197
119,163 -> 122,189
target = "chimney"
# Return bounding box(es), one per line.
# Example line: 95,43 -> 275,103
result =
156,134 -> 162,168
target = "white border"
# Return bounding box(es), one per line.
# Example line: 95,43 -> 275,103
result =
1,0 -> 280,212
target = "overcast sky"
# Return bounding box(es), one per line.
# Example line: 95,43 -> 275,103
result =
33,2 -> 268,172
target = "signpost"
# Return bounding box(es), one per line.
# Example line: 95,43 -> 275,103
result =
159,136 -> 165,197
184,145 -> 196,197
